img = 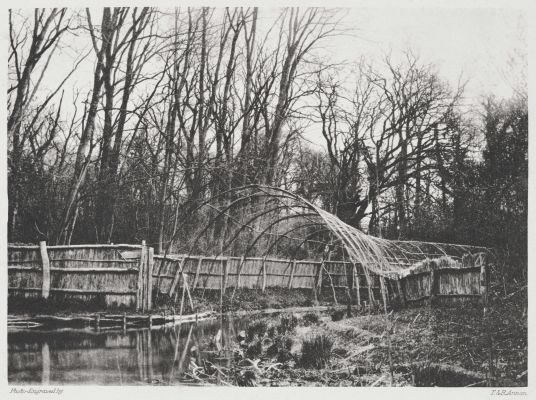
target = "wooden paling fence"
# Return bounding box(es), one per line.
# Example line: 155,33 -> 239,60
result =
398,253 -> 489,306
152,255 -> 363,293
8,243 -> 489,312
8,242 -> 152,311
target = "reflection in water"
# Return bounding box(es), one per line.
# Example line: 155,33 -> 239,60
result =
8,315 -> 250,385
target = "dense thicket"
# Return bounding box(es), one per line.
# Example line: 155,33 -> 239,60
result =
7,8 -> 527,274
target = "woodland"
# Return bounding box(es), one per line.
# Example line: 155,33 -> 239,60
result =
7,8 -> 527,276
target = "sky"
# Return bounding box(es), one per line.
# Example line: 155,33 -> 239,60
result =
7,6 -> 527,148
343,8 -> 525,100
297,7 -> 526,146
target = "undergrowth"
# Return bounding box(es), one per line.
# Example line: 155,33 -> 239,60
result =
300,334 -> 334,369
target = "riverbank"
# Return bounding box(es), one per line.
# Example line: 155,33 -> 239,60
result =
7,286 -> 355,332
8,287 -> 353,316
8,296 -> 526,386
8,280 -> 526,387
186,300 -> 526,387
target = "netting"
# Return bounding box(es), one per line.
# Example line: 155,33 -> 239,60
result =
171,185 -> 493,278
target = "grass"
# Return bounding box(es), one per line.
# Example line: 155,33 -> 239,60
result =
266,334 -> 294,362
246,320 -> 268,341
302,312 -> 320,326
300,334 -> 334,369
330,309 -> 345,321
189,288 -> 316,313
277,314 -> 298,335
245,340 -> 263,359
240,314 -> 299,363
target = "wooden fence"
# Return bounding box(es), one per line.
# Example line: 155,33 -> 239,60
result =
398,253 -> 488,305
8,242 -> 153,311
152,254 -> 365,293
8,243 -> 488,312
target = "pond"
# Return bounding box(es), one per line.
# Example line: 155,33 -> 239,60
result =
8,315 -> 254,385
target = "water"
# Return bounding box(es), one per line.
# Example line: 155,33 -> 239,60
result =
8,316 -> 252,385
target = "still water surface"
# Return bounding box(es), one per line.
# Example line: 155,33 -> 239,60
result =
9,316 -> 251,385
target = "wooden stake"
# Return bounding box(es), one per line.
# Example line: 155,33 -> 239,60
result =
353,264 -> 361,308
396,279 -> 406,307
363,267 -> 375,305
182,273 -> 195,312
380,277 -> 389,309
141,245 -> 149,312
137,244 -> 147,311
288,260 -> 296,289
154,252 -> 166,297
169,257 -> 186,296
261,257 -> 267,292
179,275 -> 187,317
236,256 -> 245,288
345,263 -> 352,316
480,262 -> 489,312
222,258 -> 229,293
429,266 -> 437,308
39,241 -> 50,300
146,246 -> 154,311
192,257 -> 202,290
325,265 -> 338,305
317,261 -> 324,289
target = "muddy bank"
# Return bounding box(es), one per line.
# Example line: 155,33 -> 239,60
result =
7,305 -> 354,333
8,302 -> 526,386
181,301 -> 526,387
8,287 -> 353,317
8,281 -> 526,387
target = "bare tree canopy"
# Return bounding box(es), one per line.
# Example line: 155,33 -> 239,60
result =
7,7 -> 526,277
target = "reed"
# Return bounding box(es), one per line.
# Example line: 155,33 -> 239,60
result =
300,334 -> 334,369
246,320 -> 268,341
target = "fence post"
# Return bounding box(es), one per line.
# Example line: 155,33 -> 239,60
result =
353,264 -> 361,308
288,260 -> 296,289
222,258 -> 229,293
39,241 -> 50,300
325,263 -> 338,305
429,265 -> 437,307
146,246 -> 154,311
379,276 -> 389,309
169,257 -> 186,296
480,262 -> 489,310
236,256 -> 245,288
137,243 -> 147,311
192,257 -> 202,290
261,257 -> 267,292
396,278 -> 406,307
316,261 -> 324,289
363,267 -> 375,305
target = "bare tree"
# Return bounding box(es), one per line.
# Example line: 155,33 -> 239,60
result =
315,54 -> 463,235
94,7 -> 156,243
263,8 -> 342,184
56,8 -> 117,244
8,8 -> 72,239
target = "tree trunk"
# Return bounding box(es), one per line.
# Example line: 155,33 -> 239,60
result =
56,8 -> 111,244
